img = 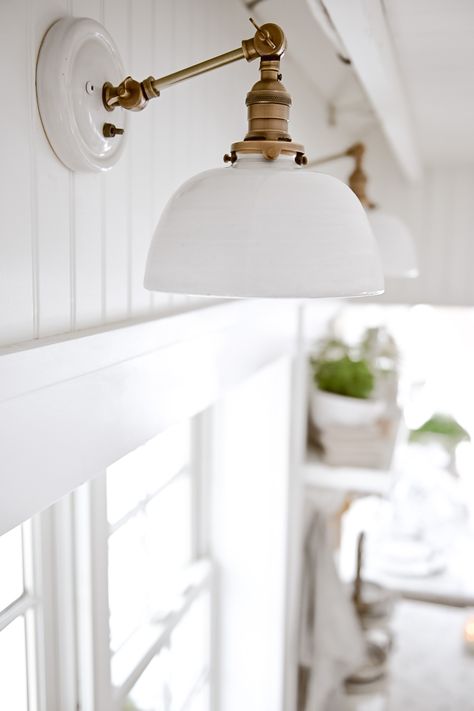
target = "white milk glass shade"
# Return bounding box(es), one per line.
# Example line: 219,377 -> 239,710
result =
144,156 -> 384,298
368,209 -> 418,279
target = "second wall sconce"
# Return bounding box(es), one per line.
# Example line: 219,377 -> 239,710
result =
36,17 -> 384,299
309,143 -> 418,280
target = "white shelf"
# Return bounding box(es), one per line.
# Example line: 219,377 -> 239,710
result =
303,447 -> 392,496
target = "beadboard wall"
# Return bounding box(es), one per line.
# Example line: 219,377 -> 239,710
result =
3,0 -> 471,350
0,0 -> 356,348
376,164 -> 474,307
364,129 -> 474,307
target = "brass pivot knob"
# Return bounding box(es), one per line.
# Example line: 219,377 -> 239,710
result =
249,17 -> 276,51
103,123 -> 125,137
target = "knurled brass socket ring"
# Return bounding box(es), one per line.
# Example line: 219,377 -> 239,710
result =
230,139 -> 306,162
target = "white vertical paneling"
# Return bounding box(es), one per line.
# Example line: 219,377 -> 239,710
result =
445,168 -> 474,306
160,0 -> 179,316
152,0 -> 183,315
424,169 -> 447,303
170,0 -> 192,314
0,0 -> 35,345
129,0 -> 154,316
71,0 -> 104,330
367,159 -> 474,307
33,0 -> 72,338
6,0 -> 474,349
462,170 -> 474,301
102,0 -> 130,322
149,0 -> 173,314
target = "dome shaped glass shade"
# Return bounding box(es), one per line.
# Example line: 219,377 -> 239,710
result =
144,156 -> 384,298
368,209 -> 418,279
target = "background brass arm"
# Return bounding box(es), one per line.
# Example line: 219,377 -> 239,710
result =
103,18 -> 286,112
308,149 -> 351,167
307,143 -> 365,167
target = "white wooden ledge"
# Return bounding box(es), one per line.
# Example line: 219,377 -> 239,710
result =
0,300 -> 298,534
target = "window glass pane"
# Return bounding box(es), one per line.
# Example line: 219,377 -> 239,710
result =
145,475 -> 192,613
122,649 -> 170,711
0,525 -> 24,610
107,423 -> 191,526
109,514 -> 149,652
108,474 -> 193,652
169,594 -> 210,711
120,594 -> 210,711
0,617 -> 28,711
111,625 -> 162,689
186,683 -> 210,711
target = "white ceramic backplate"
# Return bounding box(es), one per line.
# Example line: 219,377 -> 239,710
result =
36,17 -> 128,172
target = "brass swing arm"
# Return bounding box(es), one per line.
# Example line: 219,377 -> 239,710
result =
103,18 -> 287,113
308,142 -> 365,168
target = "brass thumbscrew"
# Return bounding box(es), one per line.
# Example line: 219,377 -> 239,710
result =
103,123 -> 125,138
249,17 -> 276,50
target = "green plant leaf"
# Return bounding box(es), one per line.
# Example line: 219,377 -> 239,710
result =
312,355 -> 375,400
410,413 -> 470,443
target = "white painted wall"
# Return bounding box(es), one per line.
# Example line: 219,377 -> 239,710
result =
2,0 -> 473,344
313,124 -> 474,308
376,164 -> 474,307
366,132 -> 474,307
209,358 -> 292,711
0,0 -> 355,348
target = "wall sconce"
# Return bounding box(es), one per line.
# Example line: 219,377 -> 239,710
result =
309,143 -> 418,279
36,17 -> 384,298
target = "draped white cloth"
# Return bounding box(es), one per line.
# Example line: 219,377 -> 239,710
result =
299,505 -> 367,710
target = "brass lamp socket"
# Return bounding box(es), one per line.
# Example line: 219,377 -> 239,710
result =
228,59 -> 306,164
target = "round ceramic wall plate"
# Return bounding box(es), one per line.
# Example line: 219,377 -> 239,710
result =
36,17 -> 128,172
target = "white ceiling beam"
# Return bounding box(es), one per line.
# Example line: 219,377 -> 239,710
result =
316,0 -> 423,181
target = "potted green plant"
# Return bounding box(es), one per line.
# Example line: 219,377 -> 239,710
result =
310,341 -> 384,428
309,327 -> 402,468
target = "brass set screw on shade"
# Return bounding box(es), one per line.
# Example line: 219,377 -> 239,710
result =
102,18 -> 307,165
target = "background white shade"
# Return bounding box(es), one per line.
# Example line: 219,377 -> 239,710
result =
368,209 -> 419,278
144,156 -> 385,298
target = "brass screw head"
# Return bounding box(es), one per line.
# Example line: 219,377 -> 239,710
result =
103,123 -> 125,138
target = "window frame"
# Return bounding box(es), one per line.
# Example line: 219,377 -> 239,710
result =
72,413 -> 212,711
0,301 -> 296,711
0,518 -> 46,711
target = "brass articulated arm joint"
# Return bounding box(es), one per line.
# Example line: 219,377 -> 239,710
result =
308,142 -> 374,207
103,17 -> 307,165
103,18 -> 287,112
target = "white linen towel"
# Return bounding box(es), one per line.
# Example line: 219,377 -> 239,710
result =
299,505 -> 367,710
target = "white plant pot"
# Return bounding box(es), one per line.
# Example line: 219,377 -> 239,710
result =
310,388 -> 385,428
